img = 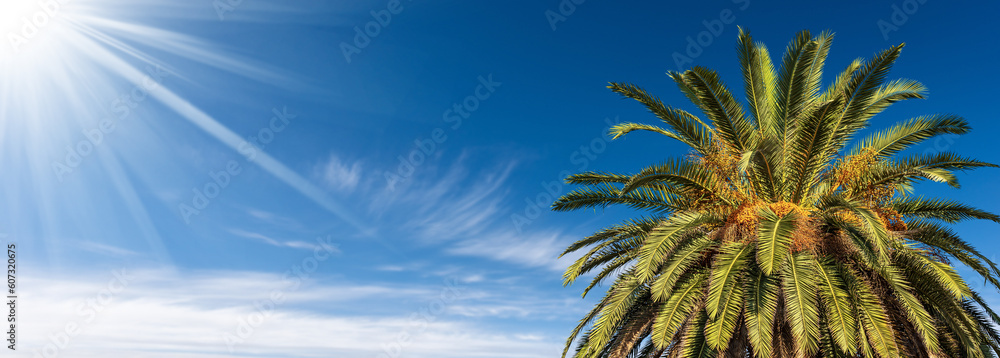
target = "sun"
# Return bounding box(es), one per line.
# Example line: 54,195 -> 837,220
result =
0,0 -> 73,62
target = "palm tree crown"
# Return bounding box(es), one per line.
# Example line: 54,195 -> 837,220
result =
554,29 -> 1000,358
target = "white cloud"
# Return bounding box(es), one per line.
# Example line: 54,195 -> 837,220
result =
315,154 -> 362,191
21,269 -> 564,358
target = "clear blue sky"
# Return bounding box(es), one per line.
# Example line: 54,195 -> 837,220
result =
1,0 -> 998,356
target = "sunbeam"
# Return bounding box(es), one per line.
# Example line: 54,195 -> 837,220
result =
0,0 -> 371,267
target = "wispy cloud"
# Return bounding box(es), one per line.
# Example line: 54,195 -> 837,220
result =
315,154 -> 362,191
228,228 -> 340,252
401,161 -> 512,242
376,265 -> 408,272
75,241 -> 140,258
448,231 -> 575,271
371,155 -> 580,271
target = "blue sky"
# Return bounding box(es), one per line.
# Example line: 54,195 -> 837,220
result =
2,0 -> 999,357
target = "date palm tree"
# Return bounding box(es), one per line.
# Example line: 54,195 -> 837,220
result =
554,29 -> 1000,358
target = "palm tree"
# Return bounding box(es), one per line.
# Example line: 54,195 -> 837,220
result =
553,29 -> 1000,358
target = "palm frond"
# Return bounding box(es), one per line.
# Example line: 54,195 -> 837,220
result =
861,78 -> 927,118
813,259 -> 858,355
586,274 -> 649,357
774,30 -> 818,141
850,114 -> 969,159
566,171 -> 634,185
746,135 -> 783,201
679,67 -> 753,152
785,97 -> 842,202
652,271 -> 708,348
893,196 -> 1000,223
828,44 -> 905,146
635,212 -> 711,282
620,160 -> 727,206
861,152 -> 997,189
878,258 -> 943,353
681,311 -> 717,358
651,235 -> 715,301
845,267 -> 900,358
737,27 -> 776,131
745,270 -> 780,358
782,252 -> 821,356
704,242 -> 752,349
552,182 -> 683,213
608,82 -> 713,153
756,205 -> 797,275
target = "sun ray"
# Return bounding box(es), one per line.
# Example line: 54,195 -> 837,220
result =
0,0 -> 380,266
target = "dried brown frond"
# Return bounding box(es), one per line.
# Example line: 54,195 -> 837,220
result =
818,230 -> 857,259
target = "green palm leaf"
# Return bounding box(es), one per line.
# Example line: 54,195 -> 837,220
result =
584,273 -> 648,357
851,114 -> 970,159
704,242 -> 752,349
621,159 -> 722,202
845,267 -> 900,358
862,152 -> 997,189
813,259 -> 858,355
607,82 -> 713,153
861,78 -> 926,119
756,205 -> 798,275
651,235 -> 715,301
745,270 -> 779,358
893,196 -> 1000,223
737,27 -> 776,131
679,67 -> 753,152
681,311 -> 718,358
552,182 -> 683,213
651,271 -> 708,348
828,44 -> 904,144
785,97 -> 842,202
774,30 -> 818,141
635,212 -> 709,282
782,252 -> 821,355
